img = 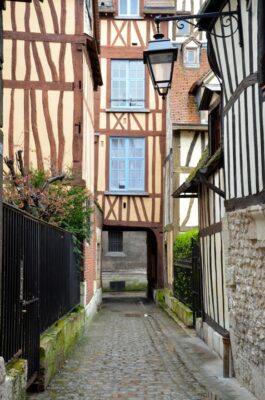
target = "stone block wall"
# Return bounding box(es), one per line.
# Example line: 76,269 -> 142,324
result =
223,205 -> 265,400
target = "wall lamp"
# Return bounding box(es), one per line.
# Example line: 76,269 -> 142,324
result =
143,3 -> 242,99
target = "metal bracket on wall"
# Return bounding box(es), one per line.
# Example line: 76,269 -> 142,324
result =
154,0 -> 243,47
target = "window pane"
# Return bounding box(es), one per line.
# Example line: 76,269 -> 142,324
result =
119,0 -> 127,15
110,137 -> 144,191
129,138 -> 144,157
128,160 -> 144,190
188,50 -> 195,63
130,0 -> 139,15
111,60 -> 144,108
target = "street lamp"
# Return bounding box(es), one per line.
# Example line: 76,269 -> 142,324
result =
144,6 -> 242,99
143,31 -> 178,99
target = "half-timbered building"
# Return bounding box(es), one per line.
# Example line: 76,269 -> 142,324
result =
164,0 -> 210,289
96,0 -> 175,295
173,72 -> 230,371
2,0 -> 103,317
197,1 -> 265,397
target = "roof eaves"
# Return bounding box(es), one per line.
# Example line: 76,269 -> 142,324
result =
172,146 -> 225,198
197,0 -> 228,31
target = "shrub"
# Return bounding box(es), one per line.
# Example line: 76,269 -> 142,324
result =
173,229 -> 199,262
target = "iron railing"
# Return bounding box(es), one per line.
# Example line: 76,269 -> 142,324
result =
39,223 -> 80,333
174,258 -> 193,309
0,203 -> 80,382
174,239 -> 203,327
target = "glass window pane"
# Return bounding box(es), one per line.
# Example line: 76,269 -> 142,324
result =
110,137 -> 144,191
130,0 -> 139,15
119,0 -> 127,15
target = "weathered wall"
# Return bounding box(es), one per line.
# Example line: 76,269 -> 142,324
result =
102,231 -> 147,271
223,205 -> 265,400
83,201 -> 103,305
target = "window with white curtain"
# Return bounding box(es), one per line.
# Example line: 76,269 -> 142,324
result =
110,137 -> 145,192
111,60 -> 145,108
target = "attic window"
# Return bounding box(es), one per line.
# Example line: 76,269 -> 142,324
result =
183,47 -> 200,68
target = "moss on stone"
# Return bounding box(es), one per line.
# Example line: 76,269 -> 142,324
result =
156,289 -> 166,304
39,307 -> 85,391
6,359 -> 27,400
6,359 -> 26,376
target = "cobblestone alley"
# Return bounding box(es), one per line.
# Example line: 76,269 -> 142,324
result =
28,295 -> 256,400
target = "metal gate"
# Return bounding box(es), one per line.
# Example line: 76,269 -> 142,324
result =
173,238 -> 203,328
1,204 -> 40,383
0,203 -> 80,385
191,239 -> 203,328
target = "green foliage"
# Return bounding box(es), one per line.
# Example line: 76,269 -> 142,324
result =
173,229 -> 199,262
173,229 -> 199,308
30,169 -> 46,188
3,165 -> 92,265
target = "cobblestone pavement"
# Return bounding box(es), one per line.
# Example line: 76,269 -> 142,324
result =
28,295 -> 256,400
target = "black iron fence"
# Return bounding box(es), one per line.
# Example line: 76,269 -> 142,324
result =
174,258 -> 193,308
0,203 -> 80,383
174,239 -> 202,327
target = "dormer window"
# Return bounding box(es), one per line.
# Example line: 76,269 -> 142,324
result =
119,0 -> 139,17
182,38 -> 201,68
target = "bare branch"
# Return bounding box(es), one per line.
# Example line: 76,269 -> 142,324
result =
16,150 -> 25,176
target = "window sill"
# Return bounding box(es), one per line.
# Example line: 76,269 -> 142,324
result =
106,108 -> 150,113
115,16 -> 144,20
104,191 -> 149,197
105,252 -> 126,257
183,64 -> 200,69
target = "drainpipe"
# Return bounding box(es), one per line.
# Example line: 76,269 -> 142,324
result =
223,334 -> 230,378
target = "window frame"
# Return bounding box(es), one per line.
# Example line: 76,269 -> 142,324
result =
108,231 -> 123,252
208,103 -> 221,156
183,46 -> 200,68
118,0 -> 139,17
109,137 -> 145,193
111,59 -> 145,109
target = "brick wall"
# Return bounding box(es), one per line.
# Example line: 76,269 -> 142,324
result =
83,201 -> 103,305
169,48 -> 210,124
223,205 -> 265,400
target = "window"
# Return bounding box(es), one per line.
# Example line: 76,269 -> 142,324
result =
209,104 -> 221,156
183,47 -> 200,68
110,137 -> 145,192
111,60 -> 145,108
176,20 -> 190,36
119,0 -> 139,17
108,231 -> 123,252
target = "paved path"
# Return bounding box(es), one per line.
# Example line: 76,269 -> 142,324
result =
28,295 -> 256,400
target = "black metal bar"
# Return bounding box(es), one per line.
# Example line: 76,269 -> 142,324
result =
155,11 -> 239,24
0,203 -> 80,384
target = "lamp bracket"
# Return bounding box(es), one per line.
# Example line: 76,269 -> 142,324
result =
154,3 -> 243,47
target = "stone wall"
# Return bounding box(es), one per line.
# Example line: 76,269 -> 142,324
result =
102,231 -> 147,290
223,205 -> 265,400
